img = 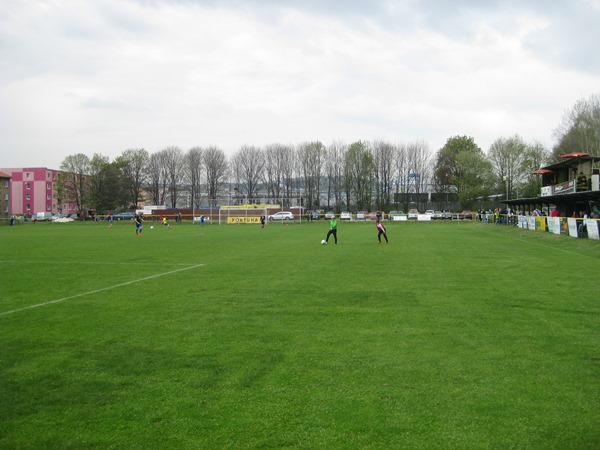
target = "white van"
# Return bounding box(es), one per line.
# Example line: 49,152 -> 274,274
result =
33,212 -> 53,221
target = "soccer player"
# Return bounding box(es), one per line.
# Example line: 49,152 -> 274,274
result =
376,218 -> 388,244
162,216 -> 172,229
326,216 -> 338,244
134,213 -> 143,236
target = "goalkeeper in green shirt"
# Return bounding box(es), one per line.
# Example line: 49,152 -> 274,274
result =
326,217 -> 338,244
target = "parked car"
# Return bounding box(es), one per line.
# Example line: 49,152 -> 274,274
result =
355,211 -> 366,220
308,210 -> 321,220
442,210 -> 452,220
407,208 -> 419,219
340,211 -> 352,221
433,210 -> 443,220
424,210 -> 435,218
113,212 -> 136,221
32,212 -> 54,221
268,211 -> 294,220
325,211 -> 335,219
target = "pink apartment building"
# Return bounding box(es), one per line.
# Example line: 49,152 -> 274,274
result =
0,171 -> 10,218
0,167 -> 78,216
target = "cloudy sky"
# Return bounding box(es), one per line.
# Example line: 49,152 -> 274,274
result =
1,0 -> 599,169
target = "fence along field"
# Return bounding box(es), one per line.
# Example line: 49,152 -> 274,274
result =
1,221 -> 599,448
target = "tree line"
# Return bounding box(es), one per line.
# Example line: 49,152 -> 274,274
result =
58,94 -> 600,214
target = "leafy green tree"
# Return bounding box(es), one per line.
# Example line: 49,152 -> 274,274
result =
88,154 -> 128,212
435,136 -> 492,209
455,150 -> 494,209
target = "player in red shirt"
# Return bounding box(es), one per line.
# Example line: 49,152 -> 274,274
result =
376,218 -> 388,244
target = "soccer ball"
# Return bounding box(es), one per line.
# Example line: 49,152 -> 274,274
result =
150,226 -> 154,229
321,239 -> 327,245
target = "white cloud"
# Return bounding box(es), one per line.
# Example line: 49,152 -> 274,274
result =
0,0 -> 599,168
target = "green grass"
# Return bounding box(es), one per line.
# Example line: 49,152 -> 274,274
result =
1,220 -> 599,449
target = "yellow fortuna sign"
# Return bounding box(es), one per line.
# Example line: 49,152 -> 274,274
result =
227,216 -> 261,224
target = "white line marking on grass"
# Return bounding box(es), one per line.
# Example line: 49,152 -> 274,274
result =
0,264 -> 205,318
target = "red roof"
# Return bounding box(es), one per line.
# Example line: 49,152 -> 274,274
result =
559,152 -> 591,158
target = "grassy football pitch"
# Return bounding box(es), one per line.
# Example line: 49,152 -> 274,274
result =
1,219 -> 599,448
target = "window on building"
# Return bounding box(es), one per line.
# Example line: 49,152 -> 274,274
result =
47,194 -> 51,200
26,204 -> 31,211
47,172 -> 51,179
4,194 -> 8,201
26,173 -> 31,179
26,182 -> 30,189
3,181 -> 7,187
26,194 -> 30,200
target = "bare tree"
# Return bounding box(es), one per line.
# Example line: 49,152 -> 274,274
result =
393,143 -> 409,210
203,146 -> 228,204
263,144 -> 293,202
59,153 -> 90,212
185,147 -> 203,209
372,140 -> 395,210
405,140 -> 432,211
520,141 -> 551,198
231,145 -> 264,203
117,148 -> 148,210
297,141 -> 325,209
488,135 -> 527,200
325,141 -> 346,211
280,146 -> 296,204
344,141 -> 375,210
553,94 -> 600,157
147,151 -> 168,206
161,146 -> 185,208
